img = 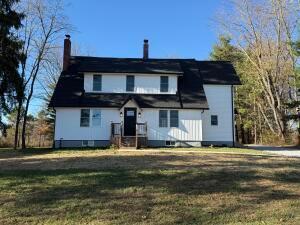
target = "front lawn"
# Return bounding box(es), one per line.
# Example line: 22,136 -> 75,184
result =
0,148 -> 299,224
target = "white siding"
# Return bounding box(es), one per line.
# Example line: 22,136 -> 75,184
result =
139,109 -> 202,141
84,73 -> 177,94
202,85 -> 233,142
54,107 -> 202,142
55,108 -> 119,140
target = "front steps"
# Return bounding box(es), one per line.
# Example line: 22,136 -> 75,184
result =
121,136 -> 136,147
110,136 -> 148,149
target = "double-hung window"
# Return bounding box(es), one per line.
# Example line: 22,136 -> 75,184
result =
80,109 -> 90,127
170,110 -> 179,127
92,109 -> 101,127
93,75 -> 102,91
159,110 -> 168,127
160,76 -> 169,92
126,75 -> 135,92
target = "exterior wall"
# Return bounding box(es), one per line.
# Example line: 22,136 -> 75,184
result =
84,73 -> 178,94
202,85 -> 234,146
138,109 -> 202,143
54,106 -> 203,147
54,84 -> 236,148
55,107 -> 119,141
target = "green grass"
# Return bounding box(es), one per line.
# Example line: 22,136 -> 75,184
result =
0,148 -> 299,224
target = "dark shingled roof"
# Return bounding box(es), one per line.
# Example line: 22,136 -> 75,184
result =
69,56 -> 183,75
198,61 -> 241,85
49,57 -> 240,109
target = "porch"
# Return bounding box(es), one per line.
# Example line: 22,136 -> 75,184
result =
110,122 -> 148,148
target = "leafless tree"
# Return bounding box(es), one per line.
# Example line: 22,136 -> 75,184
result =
216,0 -> 300,140
13,0 -> 71,149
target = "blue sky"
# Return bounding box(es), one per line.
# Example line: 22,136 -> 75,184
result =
30,0 -> 222,114
65,0 -> 221,59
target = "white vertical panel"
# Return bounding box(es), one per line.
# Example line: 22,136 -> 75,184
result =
140,109 -> 202,141
202,85 -> 233,142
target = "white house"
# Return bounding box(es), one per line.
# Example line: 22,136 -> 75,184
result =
49,36 -> 241,148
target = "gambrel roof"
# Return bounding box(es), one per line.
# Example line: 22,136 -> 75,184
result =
49,57 -> 240,109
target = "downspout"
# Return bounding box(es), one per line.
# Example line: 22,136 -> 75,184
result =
231,86 -> 235,147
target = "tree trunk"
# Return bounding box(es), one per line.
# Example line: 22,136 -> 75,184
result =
240,123 -> 246,144
254,103 -> 257,144
14,100 -> 22,149
21,90 -> 33,149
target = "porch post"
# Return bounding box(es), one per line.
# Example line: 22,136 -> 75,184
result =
135,124 -> 138,148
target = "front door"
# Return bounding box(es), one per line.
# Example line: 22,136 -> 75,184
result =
124,108 -> 137,136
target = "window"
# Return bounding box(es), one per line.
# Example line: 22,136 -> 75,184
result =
126,75 -> 135,92
82,140 -> 88,147
82,140 -> 94,147
88,140 -> 94,147
80,109 -> 90,127
160,76 -> 169,92
159,110 -> 168,127
170,110 -> 179,127
126,110 -> 135,117
92,109 -> 101,127
93,75 -> 102,91
166,141 -> 176,146
211,115 -> 218,126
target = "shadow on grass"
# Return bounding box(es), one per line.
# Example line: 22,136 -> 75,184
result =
0,147 -> 110,159
1,152 -> 300,224
0,167 -> 299,224
247,145 -> 300,151
0,153 -> 300,171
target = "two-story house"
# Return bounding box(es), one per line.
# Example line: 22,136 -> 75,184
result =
49,36 -> 241,148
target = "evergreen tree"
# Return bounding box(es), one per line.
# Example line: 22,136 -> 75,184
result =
0,0 -> 24,133
210,36 -> 260,144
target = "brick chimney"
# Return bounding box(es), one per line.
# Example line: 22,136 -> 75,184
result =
63,34 -> 71,71
143,39 -> 149,60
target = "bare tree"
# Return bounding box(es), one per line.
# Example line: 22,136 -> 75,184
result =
14,0 -> 70,149
216,0 -> 300,140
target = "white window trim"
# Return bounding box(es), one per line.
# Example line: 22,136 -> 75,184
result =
160,76 -> 169,93
170,110 -> 179,128
82,140 -> 88,147
93,74 -> 102,92
126,75 -> 135,92
159,110 -> 169,128
166,140 -> 176,146
80,109 -> 90,127
82,140 -> 94,147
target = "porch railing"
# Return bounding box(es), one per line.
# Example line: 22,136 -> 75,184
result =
111,123 -> 122,147
135,123 -> 147,148
136,123 -> 147,136
110,122 -> 148,148
111,123 -> 122,136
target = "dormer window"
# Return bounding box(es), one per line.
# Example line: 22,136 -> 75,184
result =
160,76 -> 169,92
93,75 -> 102,91
126,75 -> 135,92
